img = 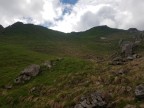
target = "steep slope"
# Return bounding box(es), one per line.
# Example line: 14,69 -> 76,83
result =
0,22 -> 138,62
0,22 -> 144,108
3,22 -> 65,37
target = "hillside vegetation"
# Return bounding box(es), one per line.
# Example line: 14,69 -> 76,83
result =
0,22 -> 144,108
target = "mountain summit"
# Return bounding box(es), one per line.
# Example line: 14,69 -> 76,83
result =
0,25 -> 4,31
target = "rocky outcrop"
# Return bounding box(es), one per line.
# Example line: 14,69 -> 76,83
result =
14,64 -> 40,84
74,92 -> 111,108
128,28 -> 139,33
135,84 -> 144,100
113,31 -> 143,65
120,41 -> 134,58
134,31 -> 144,42
118,38 -> 142,61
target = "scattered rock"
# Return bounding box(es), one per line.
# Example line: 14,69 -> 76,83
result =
109,57 -> 125,65
135,84 -> 144,100
74,91 -> 111,108
13,58 -> 63,84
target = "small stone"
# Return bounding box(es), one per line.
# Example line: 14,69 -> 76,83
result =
42,61 -> 52,69
115,68 -> 129,75
133,54 -> 138,59
74,104 -> 83,108
135,84 -> 144,100
3,85 -> 13,89
124,104 -> 136,108
30,87 -> 36,93
127,56 -> 133,60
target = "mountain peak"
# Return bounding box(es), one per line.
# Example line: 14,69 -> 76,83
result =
0,25 -> 4,29
11,22 -> 24,27
128,28 -> 139,33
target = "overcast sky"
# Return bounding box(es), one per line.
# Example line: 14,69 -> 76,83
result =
0,0 -> 144,33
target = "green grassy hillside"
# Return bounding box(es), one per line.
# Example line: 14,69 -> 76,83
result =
0,22 -> 144,108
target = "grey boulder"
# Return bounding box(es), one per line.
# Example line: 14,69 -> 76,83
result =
74,92 -> 110,108
14,64 -> 40,84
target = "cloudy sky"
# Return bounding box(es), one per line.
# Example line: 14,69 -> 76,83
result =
0,0 -> 144,33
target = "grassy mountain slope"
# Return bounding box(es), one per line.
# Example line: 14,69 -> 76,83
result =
0,22 -> 144,108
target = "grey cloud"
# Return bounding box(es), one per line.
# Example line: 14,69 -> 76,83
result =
0,0 -> 144,32
73,5 -> 117,31
0,0 -> 44,26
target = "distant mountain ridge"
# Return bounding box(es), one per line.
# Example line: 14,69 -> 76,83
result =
1,22 -> 142,35
0,22 -> 125,36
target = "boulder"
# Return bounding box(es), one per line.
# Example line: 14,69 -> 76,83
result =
135,84 -> 144,100
134,32 -> 144,42
74,92 -> 111,108
121,42 -> 133,57
14,64 -> 40,84
133,54 -> 138,59
21,64 -> 40,77
134,40 -> 141,46
133,54 -> 141,59
3,85 -> 13,89
109,57 -> 125,65
127,56 -> 133,60
42,61 -> 52,69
